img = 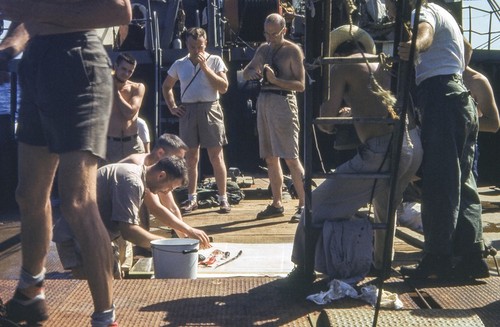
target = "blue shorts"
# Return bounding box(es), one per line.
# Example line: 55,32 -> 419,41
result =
16,31 -> 113,159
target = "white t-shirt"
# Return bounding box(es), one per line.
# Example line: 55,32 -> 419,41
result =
411,3 -> 465,85
136,117 -> 150,144
167,53 -> 227,103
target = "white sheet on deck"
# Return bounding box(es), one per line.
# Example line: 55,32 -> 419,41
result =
196,243 -> 294,278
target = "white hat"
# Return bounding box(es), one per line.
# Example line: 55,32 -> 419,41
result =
329,25 -> 376,55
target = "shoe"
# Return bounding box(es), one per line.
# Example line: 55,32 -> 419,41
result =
400,253 -> 452,279
256,205 -> 284,219
108,322 -> 119,327
5,289 -> 48,325
289,206 -> 303,223
453,254 -> 490,280
274,266 -> 316,292
181,200 -> 198,214
219,200 -> 231,214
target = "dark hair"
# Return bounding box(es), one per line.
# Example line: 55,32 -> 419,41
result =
335,41 -> 366,56
152,156 -> 188,187
154,133 -> 188,152
116,52 -> 137,66
183,27 -> 207,42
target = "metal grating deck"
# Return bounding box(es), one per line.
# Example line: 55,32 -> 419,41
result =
1,276 -> 499,326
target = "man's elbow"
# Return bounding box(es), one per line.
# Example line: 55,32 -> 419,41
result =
219,85 -> 229,94
114,1 -> 133,26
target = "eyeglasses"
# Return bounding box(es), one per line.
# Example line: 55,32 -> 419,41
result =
263,26 -> 285,38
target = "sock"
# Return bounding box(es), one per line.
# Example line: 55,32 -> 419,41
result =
188,193 -> 197,203
217,194 -> 228,202
18,267 -> 46,290
91,305 -> 116,327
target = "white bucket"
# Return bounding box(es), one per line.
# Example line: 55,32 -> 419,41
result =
150,238 -> 199,279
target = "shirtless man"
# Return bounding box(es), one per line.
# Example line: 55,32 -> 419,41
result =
242,13 -> 306,222
463,66 -> 500,133
120,133 -> 211,248
0,1 -> 131,326
106,52 -> 145,163
281,25 -> 422,289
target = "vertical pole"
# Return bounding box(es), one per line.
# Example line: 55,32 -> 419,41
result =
373,0 -> 422,326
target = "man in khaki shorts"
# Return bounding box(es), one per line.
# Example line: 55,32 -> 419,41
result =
0,1 -> 132,326
243,13 -> 306,222
162,27 -> 230,214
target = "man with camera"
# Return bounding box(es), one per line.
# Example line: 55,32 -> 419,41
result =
243,13 -> 306,222
162,27 -> 231,214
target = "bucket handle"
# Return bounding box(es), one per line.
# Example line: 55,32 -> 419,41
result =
153,247 -> 199,255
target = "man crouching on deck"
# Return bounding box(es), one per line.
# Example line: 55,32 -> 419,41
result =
0,1 -> 132,326
280,25 -> 422,291
53,156 -> 191,278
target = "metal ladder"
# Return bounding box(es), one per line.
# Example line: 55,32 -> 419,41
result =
301,0 -> 422,326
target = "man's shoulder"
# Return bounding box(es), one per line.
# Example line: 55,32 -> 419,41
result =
119,153 -> 147,165
127,80 -> 145,90
283,40 -> 302,51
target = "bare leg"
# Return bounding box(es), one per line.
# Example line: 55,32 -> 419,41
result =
207,146 -> 227,196
57,151 -> 113,313
265,156 -> 283,208
185,147 -> 200,195
284,158 -> 305,207
15,144 -> 59,298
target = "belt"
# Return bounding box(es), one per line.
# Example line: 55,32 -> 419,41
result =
260,89 -> 293,96
107,134 -> 138,142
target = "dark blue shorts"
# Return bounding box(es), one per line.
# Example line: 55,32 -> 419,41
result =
16,31 -> 113,159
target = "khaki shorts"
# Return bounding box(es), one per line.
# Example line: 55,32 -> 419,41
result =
179,101 -> 228,148
256,92 -> 299,159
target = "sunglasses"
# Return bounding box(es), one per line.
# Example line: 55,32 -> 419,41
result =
263,26 -> 285,38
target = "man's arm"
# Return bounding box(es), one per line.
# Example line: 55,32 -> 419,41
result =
0,0 -> 132,29
158,191 -> 183,222
143,190 -> 211,249
398,22 -> 434,61
0,22 -> 29,83
474,75 -> 500,133
162,75 -> 185,117
0,22 -> 30,62
242,45 -> 265,81
115,82 -> 145,120
198,56 -> 228,94
118,222 -> 163,249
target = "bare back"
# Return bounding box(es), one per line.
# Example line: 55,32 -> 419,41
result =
329,53 -> 393,143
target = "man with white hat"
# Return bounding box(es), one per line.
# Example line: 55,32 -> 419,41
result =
282,25 -> 422,290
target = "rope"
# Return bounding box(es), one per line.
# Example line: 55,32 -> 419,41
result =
342,0 -> 399,120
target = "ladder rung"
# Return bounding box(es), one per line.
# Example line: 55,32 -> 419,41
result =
314,117 -> 397,125
326,172 -> 391,179
321,56 -> 397,65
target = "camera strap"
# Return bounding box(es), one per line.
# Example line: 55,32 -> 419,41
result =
181,54 -> 212,102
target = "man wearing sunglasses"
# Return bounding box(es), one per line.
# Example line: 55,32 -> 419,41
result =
243,13 -> 306,222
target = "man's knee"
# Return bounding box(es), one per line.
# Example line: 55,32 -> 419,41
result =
15,186 -> 45,210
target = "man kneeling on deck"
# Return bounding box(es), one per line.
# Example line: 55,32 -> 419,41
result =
280,25 -> 423,289
53,156 -> 207,278
118,133 -> 211,267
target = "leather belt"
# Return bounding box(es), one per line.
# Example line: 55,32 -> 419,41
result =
260,89 -> 293,96
107,134 -> 138,142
